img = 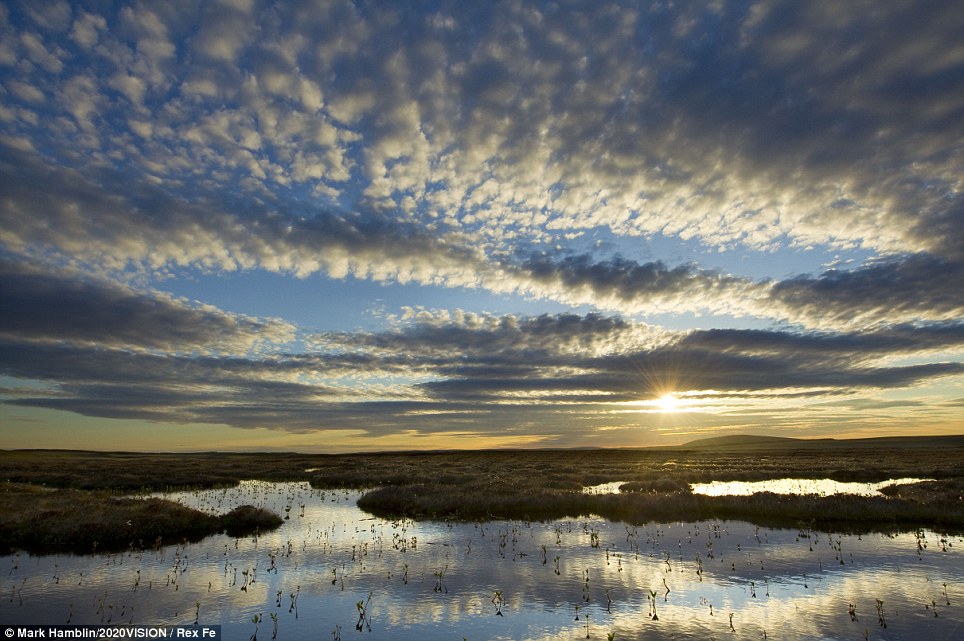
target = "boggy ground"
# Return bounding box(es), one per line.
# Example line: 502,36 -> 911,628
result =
0,450 -> 305,555
0,480 -> 282,555
346,447 -> 964,532
2,443 -> 963,554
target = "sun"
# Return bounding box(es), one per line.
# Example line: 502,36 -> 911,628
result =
656,393 -> 681,412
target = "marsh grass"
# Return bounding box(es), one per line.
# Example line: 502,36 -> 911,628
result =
2,443 -> 962,552
4,447 -> 960,493
354,482 -> 964,532
342,448 -> 964,532
0,482 -> 282,554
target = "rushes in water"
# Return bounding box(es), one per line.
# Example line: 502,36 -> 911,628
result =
491,590 -> 505,616
875,598 -> 887,628
249,614 -> 261,641
355,592 -> 372,631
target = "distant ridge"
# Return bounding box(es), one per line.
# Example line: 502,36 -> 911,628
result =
677,434 -> 964,450
678,435 -> 808,449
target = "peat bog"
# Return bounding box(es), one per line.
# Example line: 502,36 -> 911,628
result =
2,438 -> 963,555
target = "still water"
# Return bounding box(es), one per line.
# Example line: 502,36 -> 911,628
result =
691,478 -> 935,498
2,481 -> 962,640
583,478 -> 935,497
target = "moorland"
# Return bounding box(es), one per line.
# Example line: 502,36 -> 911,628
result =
2,435 -> 963,554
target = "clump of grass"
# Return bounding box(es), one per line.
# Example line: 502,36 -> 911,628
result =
355,481 -> 964,534
356,483 -> 595,521
220,505 -> 284,538
0,482 -> 282,555
878,478 -> 964,502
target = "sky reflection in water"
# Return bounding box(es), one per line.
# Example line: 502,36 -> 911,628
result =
691,477 -> 935,497
2,481 -> 962,640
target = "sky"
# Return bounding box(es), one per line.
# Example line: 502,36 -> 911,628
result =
1,0 -> 962,452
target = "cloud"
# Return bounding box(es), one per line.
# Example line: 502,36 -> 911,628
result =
409,322 -> 964,405
508,253 -> 767,317
0,340 -> 346,428
191,2 -> 254,64
768,255 -> 964,329
6,79 -> 45,103
70,12 -> 106,49
500,251 -> 964,329
317,310 -> 668,362
3,308 -> 961,437
0,144 -> 487,281
20,32 -> 64,73
0,258 -> 296,354
23,1 -> 71,32
1,0 -> 960,259
3,139 -> 959,331
678,324 -> 964,359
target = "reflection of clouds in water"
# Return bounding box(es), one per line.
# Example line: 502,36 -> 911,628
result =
599,553 -> 961,640
4,482 -> 963,640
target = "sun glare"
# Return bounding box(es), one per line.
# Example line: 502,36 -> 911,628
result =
657,393 -> 681,412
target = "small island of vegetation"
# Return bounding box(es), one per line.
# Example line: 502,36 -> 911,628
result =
0,483 -> 283,555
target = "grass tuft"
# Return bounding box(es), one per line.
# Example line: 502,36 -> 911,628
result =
0,482 -> 283,555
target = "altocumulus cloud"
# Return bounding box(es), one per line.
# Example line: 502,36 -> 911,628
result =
4,144 -> 956,330
0,0 -> 962,445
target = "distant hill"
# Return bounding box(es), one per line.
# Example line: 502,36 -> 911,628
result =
676,434 -> 964,451
677,435 -> 809,450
